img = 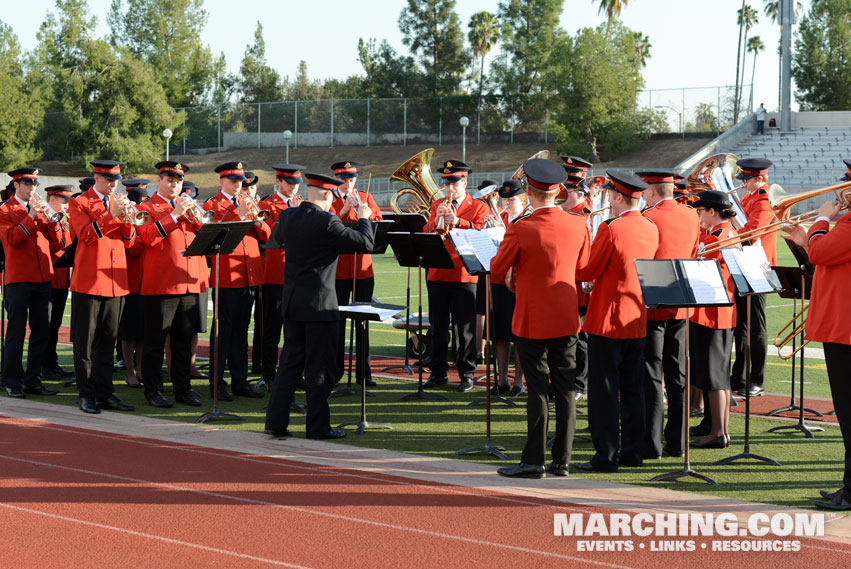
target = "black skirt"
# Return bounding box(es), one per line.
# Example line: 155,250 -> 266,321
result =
475,274 -> 487,315
118,293 -> 144,340
690,322 -> 733,391
490,283 -> 516,341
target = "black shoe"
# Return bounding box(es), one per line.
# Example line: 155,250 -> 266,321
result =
210,386 -> 234,401
820,488 -> 844,500
690,423 -> 711,437
690,436 -> 727,449
175,392 -> 202,406
308,429 -> 347,440
490,383 -> 511,396
458,376 -> 475,392
642,449 -> 662,460
97,395 -> 135,411
265,429 -> 293,438
116,359 -> 126,370
547,462 -> 568,477
23,385 -> 59,396
737,384 -> 765,397
39,369 -> 61,381
356,377 -> 377,387
574,461 -> 618,473
422,375 -> 448,389
79,396 -> 101,414
509,385 -> 525,396
233,386 -> 264,399
57,367 -> 74,378
689,408 -> 704,417
62,378 -> 77,388
146,391 -> 174,408
730,381 -> 744,393
497,463 -> 545,479
5,386 -> 25,398
815,490 -> 851,511
619,456 -> 644,467
663,446 -> 685,458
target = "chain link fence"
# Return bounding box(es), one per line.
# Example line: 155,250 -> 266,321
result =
640,84 -> 754,138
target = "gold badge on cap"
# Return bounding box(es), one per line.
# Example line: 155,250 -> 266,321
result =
236,162 -> 243,169
344,162 -> 351,168
33,169 -> 39,176
446,161 -> 454,168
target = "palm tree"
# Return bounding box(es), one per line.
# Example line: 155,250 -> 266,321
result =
733,0 -> 747,123
632,31 -> 651,68
597,0 -> 630,20
747,36 -> 765,111
735,4 -> 759,121
467,11 -> 499,113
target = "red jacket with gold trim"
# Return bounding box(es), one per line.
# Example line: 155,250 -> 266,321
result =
425,193 -> 490,284
331,190 -> 382,280
804,215 -> 851,345
0,197 -> 60,284
690,221 -> 737,330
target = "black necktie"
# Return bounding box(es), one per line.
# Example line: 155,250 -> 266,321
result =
452,199 -> 459,209
25,203 -> 30,213
287,198 -> 292,207
169,199 -> 176,208
232,197 -> 238,208
103,196 -> 109,210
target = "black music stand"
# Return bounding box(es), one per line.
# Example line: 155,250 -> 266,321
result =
636,258 -> 734,486
767,265 -> 823,438
379,214 -> 427,376
337,302 -> 405,435
717,247 -> 783,467
185,221 -> 254,423
386,232 -> 453,402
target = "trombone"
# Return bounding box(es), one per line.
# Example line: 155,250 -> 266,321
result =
773,303 -> 809,360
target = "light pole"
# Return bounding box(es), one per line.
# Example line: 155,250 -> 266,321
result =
162,128 -> 173,160
283,129 -> 292,163
459,116 -> 469,163
655,105 -> 684,138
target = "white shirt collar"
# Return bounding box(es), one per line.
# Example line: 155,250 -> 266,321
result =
13,194 -> 28,208
533,204 -> 557,211
94,188 -> 107,201
618,207 -> 640,217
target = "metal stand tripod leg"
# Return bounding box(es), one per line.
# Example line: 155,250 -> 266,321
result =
339,320 -> 392,436
379,267 -> 414,375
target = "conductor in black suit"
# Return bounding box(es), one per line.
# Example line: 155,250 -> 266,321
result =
264,173 -> 374,439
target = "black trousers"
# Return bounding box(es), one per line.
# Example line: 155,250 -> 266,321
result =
72,292 -> 123,399
574,305 -> 589,393
731,293 -> 767,388
426,281 -> 477,377
43,287 -> 69,371
824,343 -> 851,492
3,282 -> 51,390
335,277 -> 375,381
587,334 -> 645,468
260,283 -> 284,383
515,335 -> 578,467
265,319 -> 338,438
209,286 -> 255,391
141,293 -> 198,397
643,319 -> 687,455
250,286 -> 262,371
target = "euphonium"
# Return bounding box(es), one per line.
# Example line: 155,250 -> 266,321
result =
389,148 -> 445,216
511,150 -> 550,182
240,188 -> 270,222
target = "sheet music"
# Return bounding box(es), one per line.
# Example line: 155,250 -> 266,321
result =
738,245 -> 775,293
683,260 -> 729,304
339,304 -> 404,322
449,227 -> 505,271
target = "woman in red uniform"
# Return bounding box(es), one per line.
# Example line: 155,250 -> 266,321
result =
689,190 -> 738,449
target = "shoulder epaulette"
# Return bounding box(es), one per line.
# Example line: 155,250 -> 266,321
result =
757,188 -> 768,195
565,210 -> 584,218
603,217 -> 616,225
711,227 -> 724,237
513,212 -> 533,224
582,207 -> 591,214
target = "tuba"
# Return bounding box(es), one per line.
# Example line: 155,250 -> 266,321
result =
511,150 -> 550,184
685,153 -> 747,226
389,148 -> 445,216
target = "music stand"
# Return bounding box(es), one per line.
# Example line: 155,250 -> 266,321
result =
379,214 -> 426,376
386,231 -> 453,402
337,302 -> 405,435
184,220 -> 254,423
767,265 -> 823,438
717,247 -> 783,467
636,258 -> 735,486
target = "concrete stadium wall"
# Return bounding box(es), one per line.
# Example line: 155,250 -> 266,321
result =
0,175 -> 82,192
675,113 -> 757,173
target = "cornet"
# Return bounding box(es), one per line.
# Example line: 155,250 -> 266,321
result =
180,194 -> 215,225
434,199 -> 456,236
240,189 -> 270,222
113,193 -> 150,226
28,190 -> 64,224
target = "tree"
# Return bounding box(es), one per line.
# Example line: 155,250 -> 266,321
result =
737,4 -> 758,117
467,11 -> 499,111
549,21 -> 660,161
357,37 -> 425,98
237,22 -> 285,103
596,0 -> 630,20
107,0 -> 215,108
690,102 -> 717,132
733,0 -> 746,123
747,35 -> 765,111
33,0 -> 183,173
792,0 -> 851,110
631,31 -> 651,68
733,3 -> 758,122
398,0 -> 469,96
0,20 -> 43,169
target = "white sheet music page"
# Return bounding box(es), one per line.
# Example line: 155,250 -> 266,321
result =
449,227 -> 504,271
738,245 -> 774,293
683,260 -> 729,304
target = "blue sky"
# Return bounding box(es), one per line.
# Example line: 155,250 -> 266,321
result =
6,0 -> 802,115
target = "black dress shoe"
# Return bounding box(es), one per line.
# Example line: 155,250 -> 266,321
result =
308,429 -> 347,440
175,392 -> 202,406
57,367 -> 74,378
815,490 -> 851,511
547,462 -> 568,477
5,386 -> 25,398
498,463 -> 545,479
490,383 -> 511,396
422,375 -> 448,389
210,386 -> 234,401
663,446 -> 685,458
820,488 -> 843,500
690,436 -> 727,449
40,369 -> 61,381
737,384 -> 765,397
79,397 -> 101,414
690,423 -> 711,437
146,391 -> 174,408
24,384 -> 59,396
642,450 -> 662,460
509,385 -> 525,396
619,456 -> 644,467
265,429 -> 293,438
574,461 -> 618,473
98,395 -> 135,411
458,376 -> 475,392
233,386 -> 264,399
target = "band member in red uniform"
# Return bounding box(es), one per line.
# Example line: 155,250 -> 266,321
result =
259,164 -> 305,386
490,179 -> 528,396
636,169 -> 700,458
330,160 -> 382,386
67,160 -> 137,413
689,191 -> 738,449
203,161 -> 270,400
731,157 -> 775,396
117,179 -> 148,389
493,159 -> 591,478
0,168 -> 61,397
422,160 -> 489,392
41,185 -> 74,382
136,161 -> 208,408
475,179 -> 500,367
175,179 -> 208,380
784,177 -> 851,510
575,170 -> 659,472
557,155 -> 592,203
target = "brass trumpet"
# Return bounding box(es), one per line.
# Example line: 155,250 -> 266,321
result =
114,193 -> 150,226
434,199 -> 456,236
28,189 -> 64,223
240,189 -> 270,222
180,194 -> 215,225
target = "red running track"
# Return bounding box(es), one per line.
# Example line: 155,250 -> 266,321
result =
1,417 -> 849,568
